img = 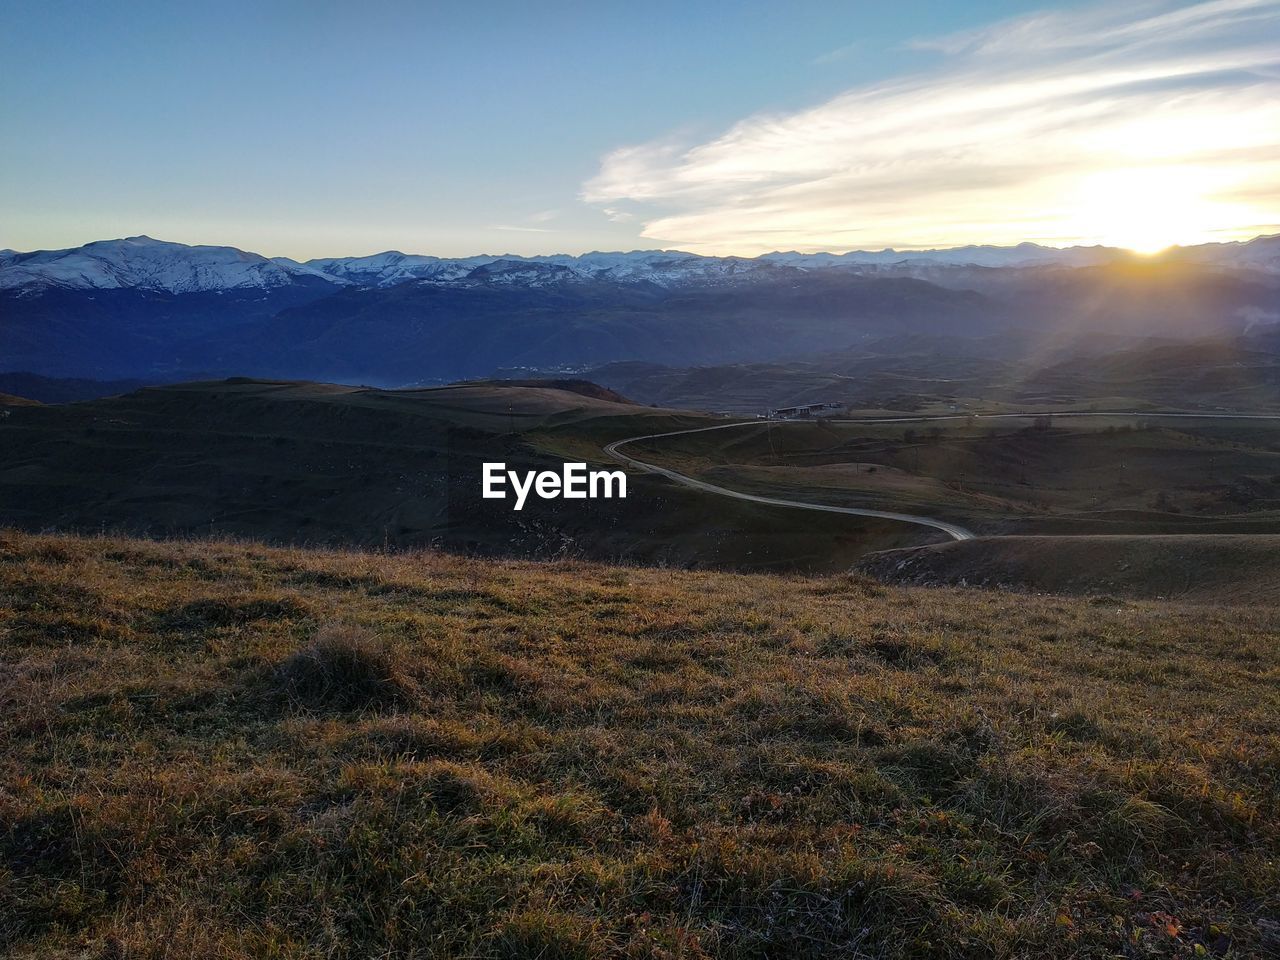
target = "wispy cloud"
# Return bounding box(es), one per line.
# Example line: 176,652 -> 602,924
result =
583,0 -> 1280,254
811,41 -> 861,66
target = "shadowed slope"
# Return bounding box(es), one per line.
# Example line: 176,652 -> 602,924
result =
860,534 -> 1280,602
0,378 -> 927,568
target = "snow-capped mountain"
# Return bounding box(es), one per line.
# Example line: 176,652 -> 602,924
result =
300,252 -> 494,287
0,238 -> 787,293
534,251 -> 782,285
4,234 -> 1276,385
0,236 -> 341,293
300,237 -> 1280,285
296,249 -> 778,288
4,234 -> 1278,297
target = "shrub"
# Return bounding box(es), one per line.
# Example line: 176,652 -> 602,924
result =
275,623 -> 410,711
868,637 -> 946,669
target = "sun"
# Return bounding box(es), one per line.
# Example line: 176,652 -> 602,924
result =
1068,166 -> 1239,254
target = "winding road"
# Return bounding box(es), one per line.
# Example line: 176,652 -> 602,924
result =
604,421 -> 976,541
603,410 -> 1280,544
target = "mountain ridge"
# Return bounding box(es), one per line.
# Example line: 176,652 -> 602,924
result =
4,233 -> 1278,293
3,235 -> 1277,384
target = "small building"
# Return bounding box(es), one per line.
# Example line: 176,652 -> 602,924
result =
767,402 -> 840,419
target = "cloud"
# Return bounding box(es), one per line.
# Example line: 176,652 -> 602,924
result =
583,0 -> 1280,254
811,41 -> 861,66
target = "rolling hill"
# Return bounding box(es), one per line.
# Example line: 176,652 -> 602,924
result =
0,378 -> 926,569
585,332 -> 1280,413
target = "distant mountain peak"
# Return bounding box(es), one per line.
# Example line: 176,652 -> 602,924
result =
0,236 -> 343,293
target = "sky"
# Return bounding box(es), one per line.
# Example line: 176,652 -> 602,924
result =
2,0 -> 1278,259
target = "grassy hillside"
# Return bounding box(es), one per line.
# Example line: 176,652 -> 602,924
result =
860,534 -> 1280,603
2,530 -> 1277,958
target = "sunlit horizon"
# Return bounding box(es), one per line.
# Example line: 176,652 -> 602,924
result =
586,0 -> 1280,259
3,0 -> 1278,261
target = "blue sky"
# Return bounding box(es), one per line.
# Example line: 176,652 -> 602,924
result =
2,0 -> 1277,258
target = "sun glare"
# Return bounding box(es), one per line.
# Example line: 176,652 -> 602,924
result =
1068,166 -> 1247,255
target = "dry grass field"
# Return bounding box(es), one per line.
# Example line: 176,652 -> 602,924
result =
2,529 -> 1278,958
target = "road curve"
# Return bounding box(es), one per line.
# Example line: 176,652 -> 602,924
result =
603,409 -> 1280,544
604,422 -> 976,542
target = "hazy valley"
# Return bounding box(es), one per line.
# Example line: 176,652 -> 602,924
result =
4,235 -> 1279,384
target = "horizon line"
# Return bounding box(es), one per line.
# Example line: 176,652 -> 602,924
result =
5,231 -> 1279,264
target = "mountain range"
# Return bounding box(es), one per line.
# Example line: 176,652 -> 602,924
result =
2,235 -> 1278,383
5,234 -> 1280,294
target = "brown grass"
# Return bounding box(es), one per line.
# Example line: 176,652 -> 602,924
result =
0,529 -> 1277,958
276,622 -> 411,711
